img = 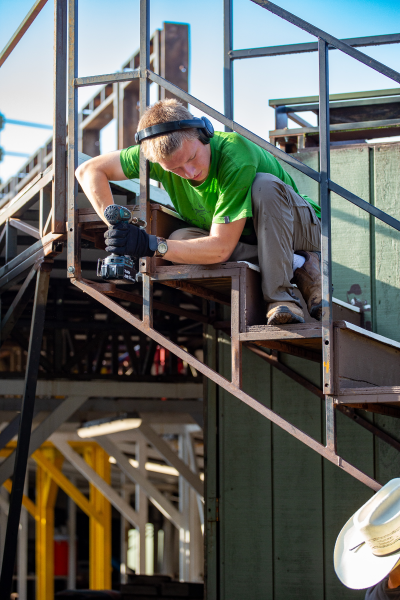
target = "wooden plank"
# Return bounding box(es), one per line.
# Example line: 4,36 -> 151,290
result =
374,144 -> 400,343
219,340 -> 273,600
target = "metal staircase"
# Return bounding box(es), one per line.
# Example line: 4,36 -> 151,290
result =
1,0 -> 400,596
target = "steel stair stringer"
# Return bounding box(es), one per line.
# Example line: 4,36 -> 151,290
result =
72,277 -> 381,492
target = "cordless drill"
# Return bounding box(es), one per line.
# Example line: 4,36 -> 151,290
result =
97,205 -> 146,284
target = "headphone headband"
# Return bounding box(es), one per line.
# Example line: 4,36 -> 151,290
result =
135,117 -> 214,145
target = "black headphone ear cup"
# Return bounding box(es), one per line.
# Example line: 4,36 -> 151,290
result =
197,128 -> 210,145
201,117 -> 214,139
197,117 -> 214,144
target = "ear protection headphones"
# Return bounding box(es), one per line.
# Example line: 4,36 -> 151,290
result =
135,116 -> 214,146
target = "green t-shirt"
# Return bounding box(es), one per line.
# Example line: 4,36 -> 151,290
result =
120,131 -> 321,234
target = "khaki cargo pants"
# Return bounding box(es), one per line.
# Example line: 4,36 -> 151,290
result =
169,173 -> 321,306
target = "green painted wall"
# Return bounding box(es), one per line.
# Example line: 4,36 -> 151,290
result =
279,143 -> 400,341
205,142 -> 400,600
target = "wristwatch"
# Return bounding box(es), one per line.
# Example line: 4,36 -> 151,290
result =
155,237 -> 168,257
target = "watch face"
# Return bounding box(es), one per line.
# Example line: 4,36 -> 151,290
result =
158,241 -> 168,255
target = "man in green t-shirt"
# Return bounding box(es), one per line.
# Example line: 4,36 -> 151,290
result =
76,99 -> 322,325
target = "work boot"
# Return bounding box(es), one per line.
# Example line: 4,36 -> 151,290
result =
266,301 -> 305,326
292,251 -> 322,321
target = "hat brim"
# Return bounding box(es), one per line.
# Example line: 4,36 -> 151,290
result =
334,514 -> 400,589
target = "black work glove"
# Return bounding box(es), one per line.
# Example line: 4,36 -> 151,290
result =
104,222 -> 157,257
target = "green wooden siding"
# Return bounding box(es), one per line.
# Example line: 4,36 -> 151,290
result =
205,142 -> 400,600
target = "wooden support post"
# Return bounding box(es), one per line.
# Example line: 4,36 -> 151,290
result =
36,448 -> 63,600
83,444 -> 112,590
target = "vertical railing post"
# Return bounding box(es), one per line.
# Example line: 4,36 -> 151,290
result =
319,39 -> 336,451
52,0 -> 67,233
139,0 -> 150,229
223,0 -> 233,132
318,39 -> 333,393
67,0 -> 81,279
139,0 -> 153,329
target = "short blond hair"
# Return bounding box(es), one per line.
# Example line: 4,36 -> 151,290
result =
137,99 -> 200,162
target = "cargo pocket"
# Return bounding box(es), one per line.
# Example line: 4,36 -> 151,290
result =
290,192 -> 321,251
291,192 -> 320,225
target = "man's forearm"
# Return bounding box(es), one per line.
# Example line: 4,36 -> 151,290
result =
165,237 -> 233,264
76,168 -> 114,224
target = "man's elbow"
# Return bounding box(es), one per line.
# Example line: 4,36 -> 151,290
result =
219,246 -> 234,263
75,162 -> 86,184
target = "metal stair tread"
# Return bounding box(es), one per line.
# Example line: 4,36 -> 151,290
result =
242,322 -> 322,341
334,320 -> 400,350
338,385 -> 400,395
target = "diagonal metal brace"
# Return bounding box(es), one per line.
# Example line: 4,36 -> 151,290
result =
73,278 -> 381,492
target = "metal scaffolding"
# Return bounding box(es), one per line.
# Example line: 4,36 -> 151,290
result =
1,0 -> 400,596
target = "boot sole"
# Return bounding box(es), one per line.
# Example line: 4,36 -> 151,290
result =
267,307 -> 305,326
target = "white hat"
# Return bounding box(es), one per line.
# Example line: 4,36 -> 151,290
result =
334,479 -> 400,589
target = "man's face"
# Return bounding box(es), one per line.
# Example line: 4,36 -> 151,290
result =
157,138 -> 211,184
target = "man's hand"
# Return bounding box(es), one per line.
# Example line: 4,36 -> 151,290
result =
104,223 -> 156,257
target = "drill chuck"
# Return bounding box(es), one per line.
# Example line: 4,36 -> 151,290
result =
104,204 -> 132,224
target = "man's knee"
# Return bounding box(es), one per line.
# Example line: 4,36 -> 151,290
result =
169,228 -> 190,241
251,173 -> 286,209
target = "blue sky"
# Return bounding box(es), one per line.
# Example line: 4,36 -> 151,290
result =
0,0 -> 399,183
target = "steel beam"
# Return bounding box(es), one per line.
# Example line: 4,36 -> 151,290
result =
0,0 -> 48,67
139,0 -> 150,228
319,39 -> 333,395
223,0 -> 233,131
0,168 -> 53,225
0,395 -> 88,486
1,480 -> 37,521
0,263 -> 39,345
0,265 -> 51,599
74,70 -> 140,87
52,0 -> 67,233
32,450 -> 103,523
51,435 -> 141,528
230,33 -> 400,60
0,380 -> 203,399
95,435 -> 184,530
0,415 -> 22,451
185,428 -> 204,528
138,422 -> 204,496
73,280 -> 381,492
67,0 -> 80,279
